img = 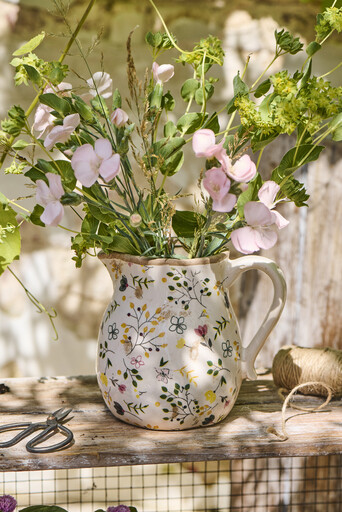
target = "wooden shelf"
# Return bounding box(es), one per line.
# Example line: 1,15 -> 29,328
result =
0,374 -> 341,472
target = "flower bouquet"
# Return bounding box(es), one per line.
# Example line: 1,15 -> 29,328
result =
0,0 -> 341,272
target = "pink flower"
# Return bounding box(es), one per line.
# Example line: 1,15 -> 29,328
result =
36,172 -> 64,227
131,356 -> 144,369
258,180 -> 289,229
202,167 -> 236,212
82,71 -> 112,101
192,129 -> 224,159
156,368 -> 171,383
118,384 -> 126,394
225,154 -> 257,183
194,325 -> 208,337
71,138 -> 121,187
44,113 -> 80,150
231,201 -> 278,254
33,82 -> 72,138
152,62 -> 174,84
111,108 -> 129,128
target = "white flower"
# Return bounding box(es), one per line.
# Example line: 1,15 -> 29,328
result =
44,114 -> 80,151
36,173 -> 64,227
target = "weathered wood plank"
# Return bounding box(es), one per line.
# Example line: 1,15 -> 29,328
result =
0,375 -> 341,472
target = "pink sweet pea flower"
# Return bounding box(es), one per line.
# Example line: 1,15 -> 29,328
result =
111,107 -> 129,128
225,154 -> 257,183
86,71 -> 112,100
33,82 -> 72,138
192,129 -> 224,159
44,113 -> 80,151
258,180 -> 289,229
36,172 -> 64,227
231,202 -> 278,254
202,167 -> 236,213
71,138 -> 120,187
152,62 -> 174,84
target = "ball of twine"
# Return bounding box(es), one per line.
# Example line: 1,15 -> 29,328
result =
268,345 -> 341,441
272,345 -> 342,397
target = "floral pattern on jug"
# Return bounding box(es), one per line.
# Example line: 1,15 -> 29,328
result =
97,252 -> 286,430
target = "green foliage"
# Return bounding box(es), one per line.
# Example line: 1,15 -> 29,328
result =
0,203 -> 21,276
275,29 -> 304,55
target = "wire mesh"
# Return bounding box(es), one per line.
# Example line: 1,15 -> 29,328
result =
0,455 -> 341,512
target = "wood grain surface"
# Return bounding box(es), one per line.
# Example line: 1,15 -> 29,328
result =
0,374 -> 341,472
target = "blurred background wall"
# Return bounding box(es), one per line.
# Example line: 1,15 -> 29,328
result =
0,0 -> 341,379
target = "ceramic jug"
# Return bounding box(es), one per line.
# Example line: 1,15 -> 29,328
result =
96,252 -> 286,430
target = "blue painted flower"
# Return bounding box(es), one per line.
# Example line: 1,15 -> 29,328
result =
108,322 -> 119,340
222,340 -> 233,358
169,315 -> 187,334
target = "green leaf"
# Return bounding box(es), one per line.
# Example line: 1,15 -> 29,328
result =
233,73 -> 249,96
39,93 -> 71,116
61,192 -> 82,206
112,88 -> 122,109
329,113 -> 342,140
164,120 -> 177,138
161,91 -> 175,112
275,175 -> 309,207
91,95 -> 109,117
12,139 -> 30,150
23,64 -> 42,85
236,174 -> 262,217
145,31 -> 163,48
272,144 -> 325,178
148,137 -> 186,176
180,78 -> 200,101
194,82 -> 214,105
160,151 -> 184,177
29,204 -> 45,227
204,112 -> 220,133
254,78 -> 271,98
0,192 -> 9,205
306,41 -> 321,57
73,95 -> 95,123
177,113 -> 205,134
12,31 -> 45,56
0,203 -> 21,276
20,507 -> 68,512
107,235 -> 139,255
251,131 -> 278,152
172,210 -> 205,238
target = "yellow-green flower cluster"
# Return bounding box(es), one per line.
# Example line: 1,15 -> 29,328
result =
315,7 -> 342,42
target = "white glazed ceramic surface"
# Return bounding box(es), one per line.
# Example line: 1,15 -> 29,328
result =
96,252 -> 286,430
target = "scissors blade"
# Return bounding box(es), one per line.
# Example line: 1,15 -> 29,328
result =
51,408 -> 72,422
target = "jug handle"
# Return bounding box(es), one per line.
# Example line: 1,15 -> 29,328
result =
224,255 -> 287,380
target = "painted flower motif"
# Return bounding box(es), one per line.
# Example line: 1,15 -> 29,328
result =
202,414 -> 215,425
44,113 -> 80,150
204,390 -> 216,403
152,62 -> 174,84
118,384 -> 126,394
258,180 -> 289,229
131,355 -> 144,369
202,167 -> 236,213
71,138 -> 121,187
114,401 -> 125,416
222,340 -> 233,358
231,201 -> 278,254
156,368 -> 171,383
100,373 -> 108,387
111,107 -> 129,128
0,495 -> 17,512
36,172 -> 65,227
108,323 -> 119,340
194,324 -> 208,337
169,315 -> 187,335
119,276 -> 129,291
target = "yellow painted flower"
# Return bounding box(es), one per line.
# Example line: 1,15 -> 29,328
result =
100,373 -> 108,387
176,338 -> 186,349
205,390 -> 216,403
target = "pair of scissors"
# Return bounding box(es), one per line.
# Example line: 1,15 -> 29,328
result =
0,408 -> 74,453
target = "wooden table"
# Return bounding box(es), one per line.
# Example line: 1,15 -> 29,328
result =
0,373 -> 341,472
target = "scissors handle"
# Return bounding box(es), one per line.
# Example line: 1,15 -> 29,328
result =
0,422 -> 46,448
26,424 -> 74,453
